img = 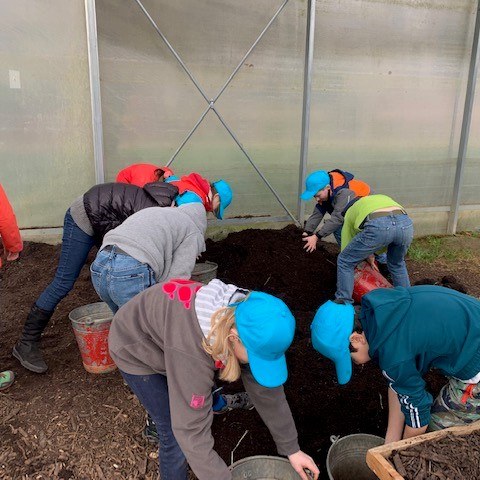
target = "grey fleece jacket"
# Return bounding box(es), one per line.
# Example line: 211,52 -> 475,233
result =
304,187 -> 356,239
100,203 -> 206,281
109,280 -> 300,480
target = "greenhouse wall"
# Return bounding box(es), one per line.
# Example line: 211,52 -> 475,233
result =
1,0 -> 479,236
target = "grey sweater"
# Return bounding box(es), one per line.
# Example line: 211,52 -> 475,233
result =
100,203 -> 206,281
304,187 -> 356,238
109,280 -> 300,480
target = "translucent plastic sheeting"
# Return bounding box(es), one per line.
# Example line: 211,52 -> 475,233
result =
0,0 -> 94,228
96,0 -> 306,218
307,0 -> 477,211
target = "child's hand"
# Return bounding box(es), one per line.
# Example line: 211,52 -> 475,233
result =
366,255 -> 379,272
288,450 -> 319,480
6,251 -> 19,261
302,235 -> 318,253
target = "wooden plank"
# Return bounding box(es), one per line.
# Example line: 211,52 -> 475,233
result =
366,450 -> 404,480
366,420 -> 480,480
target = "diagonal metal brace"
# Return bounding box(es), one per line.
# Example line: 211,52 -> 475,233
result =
133,0 -> 299,226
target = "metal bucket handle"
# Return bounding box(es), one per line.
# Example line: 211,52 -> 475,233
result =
330,435 -> 340,444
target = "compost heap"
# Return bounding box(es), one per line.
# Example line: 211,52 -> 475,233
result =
0,225 -> 454,479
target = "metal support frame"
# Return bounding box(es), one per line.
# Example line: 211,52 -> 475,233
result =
85,0 -> 105,184
447,0 -> 480,234
297,0 -> 316,226
134,0 -> 301,226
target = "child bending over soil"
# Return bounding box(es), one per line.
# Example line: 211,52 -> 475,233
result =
335,194 -> 413,303
300,169 -> 371,250
13,180 -> 178,374
311,286 -> 480,443
116,163 -> 174,187
109,278 -> 319,480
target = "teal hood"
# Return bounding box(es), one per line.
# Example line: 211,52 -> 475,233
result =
360,287 -> 413,361
360,286 -> 480,381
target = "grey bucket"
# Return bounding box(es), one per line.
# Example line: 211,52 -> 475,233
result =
190,261 -> 218,284
326,434 -> 384,480
230,455 -> 302,480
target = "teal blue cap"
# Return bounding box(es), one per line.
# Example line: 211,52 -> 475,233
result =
300,170 -> 330,200
165,175 -> 180,183
310,300 -> 355,384
235,292 -> 295,388
212,180 -> 233,219
175,191 -> 202,206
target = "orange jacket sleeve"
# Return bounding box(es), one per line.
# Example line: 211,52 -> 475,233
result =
0,184 -> 23,255
116,163 -> 162,188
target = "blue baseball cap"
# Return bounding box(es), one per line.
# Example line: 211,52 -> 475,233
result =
175,190 -> 202,206
300,170 -> 330,200
310,300 -> 355,385
212,180 -> 233,219
234,292 -> 295,388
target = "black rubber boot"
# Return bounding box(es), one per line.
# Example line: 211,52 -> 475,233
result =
12,304 -> 53,373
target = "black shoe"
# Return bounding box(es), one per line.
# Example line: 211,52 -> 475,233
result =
142,413 -> 159,444
13,304 -> 52,373
12,340 -> 48,373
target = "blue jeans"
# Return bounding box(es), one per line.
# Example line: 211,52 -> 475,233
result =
36,209 -> 95,312
333,226 -> 387,264
90,247 -> 156,314
336,213 -> 413,303
121,371 -> 188,480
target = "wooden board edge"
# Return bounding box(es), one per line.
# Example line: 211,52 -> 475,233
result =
367,419 -> 480,458
366,450 -> 404,480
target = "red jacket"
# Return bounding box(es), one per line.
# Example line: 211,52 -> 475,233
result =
116,163 -> 174,188
0,184 -> 23,267
169,173 -> 213,211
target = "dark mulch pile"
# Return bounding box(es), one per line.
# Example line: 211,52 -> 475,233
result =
0,225 -> 451,479
389,431 -> 480,479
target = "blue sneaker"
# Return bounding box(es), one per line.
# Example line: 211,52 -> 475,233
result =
213,392 -> 254,415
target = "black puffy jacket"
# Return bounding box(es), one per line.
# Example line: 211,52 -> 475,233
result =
83,181 -> 179,245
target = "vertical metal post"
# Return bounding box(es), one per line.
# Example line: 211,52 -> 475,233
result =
447,1 -> 480,234
297,0 -> 316,226
85,0 -> 105,184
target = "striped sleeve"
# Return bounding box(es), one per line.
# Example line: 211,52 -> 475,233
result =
382,364 -> 433,428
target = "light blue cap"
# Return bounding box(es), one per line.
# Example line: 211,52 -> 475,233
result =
300,170 -> 330,200
165,175 -> 180,183
234,292 -> 295,388
212,179 -> 233,219
310,300 -> 355,385
175,191 -> 202,206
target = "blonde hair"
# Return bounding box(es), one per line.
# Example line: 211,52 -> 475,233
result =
202,298 -> 248,383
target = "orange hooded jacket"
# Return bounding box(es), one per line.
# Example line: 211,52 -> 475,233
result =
116,163 -> 174,188
0,184 -> 23,268
169,173 -> 213,211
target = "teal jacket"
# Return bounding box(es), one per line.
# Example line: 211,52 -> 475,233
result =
360,285 -> 480,428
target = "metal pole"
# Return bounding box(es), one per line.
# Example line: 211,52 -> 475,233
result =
134,0 -> 210,103
213,0 -> 289,103
212,106 -> 300,226
85,0 -> 105,184
297,0 -> 316,226
447,0 -> 480,234
133,0 -> 298,224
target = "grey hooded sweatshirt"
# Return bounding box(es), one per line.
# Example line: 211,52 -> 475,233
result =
100,203 -> 206,281
109,279 -> 299,480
